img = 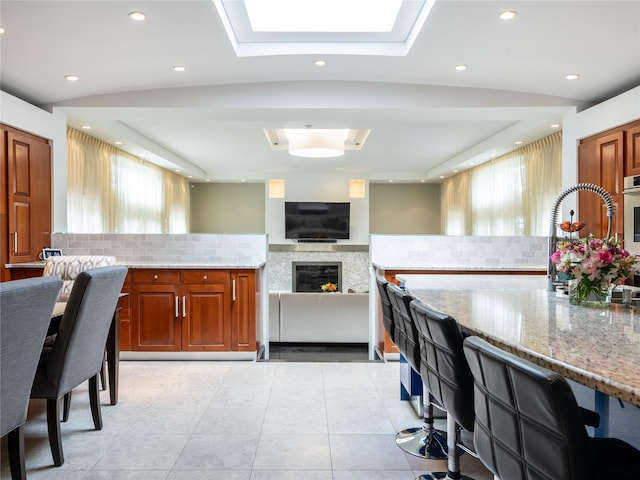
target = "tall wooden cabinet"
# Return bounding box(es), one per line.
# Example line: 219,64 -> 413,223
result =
578,119 -> 640,242
129,268 -> 256,353
0,124 -> 52,280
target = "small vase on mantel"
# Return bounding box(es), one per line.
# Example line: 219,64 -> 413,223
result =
568,279 -> 612,308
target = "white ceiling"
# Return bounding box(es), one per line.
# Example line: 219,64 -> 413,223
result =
1,0 -> 639,183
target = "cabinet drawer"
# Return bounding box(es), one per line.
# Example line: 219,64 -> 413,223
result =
182,270 -> 230,285
132,270 -> 181,284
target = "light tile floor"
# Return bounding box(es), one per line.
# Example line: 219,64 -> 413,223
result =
2,360 -> 638,480
1,360 -> 494,480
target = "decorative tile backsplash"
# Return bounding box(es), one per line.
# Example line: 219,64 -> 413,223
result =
370,235 -> 549,270
51,233 -> 267,267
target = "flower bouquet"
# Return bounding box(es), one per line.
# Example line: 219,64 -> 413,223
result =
321,282 -> 338,293
550,235 -> 638,306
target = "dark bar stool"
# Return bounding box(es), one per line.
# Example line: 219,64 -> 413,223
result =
463,336 -> 640,479
386,283 -> 447,460
410,299 -> 477,480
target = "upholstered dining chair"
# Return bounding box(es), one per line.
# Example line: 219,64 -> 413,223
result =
1,276 -> 62,480
30,265 -> 127,467
43,255 -> 117,411
387,283 -> 447,460
43,255 -> 116,302
410,298 -> 477,480
463,335 -> 640,479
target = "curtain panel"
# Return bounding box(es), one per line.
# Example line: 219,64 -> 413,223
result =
67,127 -> 189,233
442,132 -> 562,236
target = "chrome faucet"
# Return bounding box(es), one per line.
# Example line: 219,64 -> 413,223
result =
547,183 -> 615,291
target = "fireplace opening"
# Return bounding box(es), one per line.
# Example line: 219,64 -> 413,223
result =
293,262 -> 342,292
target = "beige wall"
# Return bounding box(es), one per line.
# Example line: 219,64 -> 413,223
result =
369,183 -> 442,234
190,183 -> 265,233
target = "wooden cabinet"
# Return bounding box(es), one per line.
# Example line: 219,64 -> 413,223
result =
578,119 -> 640,242
578,131 -> 624,240
0,124 -> 52,281
625,123 -> 640,176
231,270 -> 257,351
181,270 -> 231,352
129,268 -> 256,352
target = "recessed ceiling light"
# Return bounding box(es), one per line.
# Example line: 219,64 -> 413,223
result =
81,125 -> 91,130
65,74 -> 79,81
240,179 -> 246,182
205,179 -> 211,182
455,64 -> 467,71
175,169 -> 181,173
550,124 -> 561,128
453,169 -> 458,173
173,65 -> 186,72
188,175 -> 193,179
420,179 -> 426,183
0,26 -> 6,34
314,60 -> 327,67
388,179 -> 394,183
439,175 -> 445,179
515,140 -> 523,145
114,141 -> 122,145
565,73 -> 580,80
499,10 -> 517,20
129,11 -> 146,21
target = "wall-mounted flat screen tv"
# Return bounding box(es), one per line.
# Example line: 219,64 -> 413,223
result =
285,202 -> 350,240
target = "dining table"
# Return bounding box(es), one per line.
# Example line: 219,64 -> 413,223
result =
51,294 -> 125,406
397,274 -> 640,437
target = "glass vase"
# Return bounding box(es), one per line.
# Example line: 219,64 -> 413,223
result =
567,279 -> 612,308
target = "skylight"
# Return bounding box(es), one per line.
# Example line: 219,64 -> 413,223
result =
214,0 -> 436,57
244,0 -> 402,33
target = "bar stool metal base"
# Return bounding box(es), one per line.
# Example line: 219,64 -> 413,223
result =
395,426 -> 448,459
416,473 -> 475,480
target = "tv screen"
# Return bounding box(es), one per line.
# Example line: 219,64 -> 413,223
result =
285,202 -> 350,240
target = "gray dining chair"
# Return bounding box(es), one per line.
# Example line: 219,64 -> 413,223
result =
30,265 -> 127,467
1,276 -> 62,480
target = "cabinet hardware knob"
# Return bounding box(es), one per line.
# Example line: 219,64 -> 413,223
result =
154,274 -> 158,280
203,275 -> 207,280
175,296 -> 179,317
232,279 -> 236,302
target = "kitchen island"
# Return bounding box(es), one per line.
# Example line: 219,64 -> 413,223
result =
398,274 -> 640,435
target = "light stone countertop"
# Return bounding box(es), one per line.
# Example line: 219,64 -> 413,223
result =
398,274 -> 640,407
5,262 -> 265,269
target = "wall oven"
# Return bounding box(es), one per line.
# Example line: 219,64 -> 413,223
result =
623,175 -> 640,256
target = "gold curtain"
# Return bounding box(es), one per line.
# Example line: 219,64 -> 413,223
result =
67,127 -> 190,233
441,131 -> 562,236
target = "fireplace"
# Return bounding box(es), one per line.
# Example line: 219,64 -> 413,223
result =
293,262 -> 342,292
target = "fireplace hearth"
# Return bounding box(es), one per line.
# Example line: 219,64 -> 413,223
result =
293,262 -> 342,292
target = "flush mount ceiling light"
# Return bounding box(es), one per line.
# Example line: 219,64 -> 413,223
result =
285,129 -> 347,158
263,128 -> 371,158
213,0 -> 437,56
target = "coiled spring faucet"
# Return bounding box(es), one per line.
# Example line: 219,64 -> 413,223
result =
547,183 -> 615,291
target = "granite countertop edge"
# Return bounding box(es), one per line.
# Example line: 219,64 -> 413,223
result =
371,263 -> 546,271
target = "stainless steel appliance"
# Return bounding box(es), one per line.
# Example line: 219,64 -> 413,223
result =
623,175 -> 640,256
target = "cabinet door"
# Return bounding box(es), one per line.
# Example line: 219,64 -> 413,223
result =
231,270 -> 256,351
181,284 -> 231,351
626,123 -> 640,176
131,284 -> 181,351
578,132 -> 623,240
6,129 -> 51,263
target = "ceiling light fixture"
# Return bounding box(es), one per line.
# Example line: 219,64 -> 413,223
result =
550,124 -> 561,128
173,65 -> 186,72
81,125 -> 91,130
499,10 -> 517,20
244,0 -> 402,33
565,73 -> 580,80
65,74 -> 79,81
314,60 -> 327,67
129,11 -> 146,21
285,128 -> 347,158
455,64 -> 467,71
0,26 -> 6,34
